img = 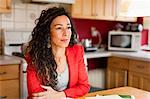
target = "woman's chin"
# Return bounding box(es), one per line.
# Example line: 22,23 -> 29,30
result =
59,44 -> 69,48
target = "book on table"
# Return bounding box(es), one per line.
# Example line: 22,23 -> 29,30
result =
85,94 -> 135,99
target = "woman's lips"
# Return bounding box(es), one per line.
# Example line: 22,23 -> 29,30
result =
61,39 -> 68,42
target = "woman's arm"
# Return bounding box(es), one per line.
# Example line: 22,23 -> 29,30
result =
26,54 -> 66,99
25,54 -> 44,97
64,46 -> 90,98
32,85 -> 66,99
26,45 -> 90,98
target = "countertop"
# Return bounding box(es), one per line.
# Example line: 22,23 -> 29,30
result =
111,51 -> 150,62
83,87 -> 150,99
0,55 -> 22,65
0,50 -> 150,65
84,51 -> 111,59
84,50 -> 150,62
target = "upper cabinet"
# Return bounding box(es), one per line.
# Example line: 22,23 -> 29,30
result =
71,0 -> 94,19
115,0 -> 137,22
71,0 -> 137,22
0,0 -> 11,13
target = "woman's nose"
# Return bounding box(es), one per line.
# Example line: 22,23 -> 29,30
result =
63,28 -> 70,36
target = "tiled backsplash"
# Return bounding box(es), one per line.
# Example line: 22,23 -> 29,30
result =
0,1 -> 61,54
0,2 -> 59,31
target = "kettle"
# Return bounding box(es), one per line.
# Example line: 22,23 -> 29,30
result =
82,39 -> 92,48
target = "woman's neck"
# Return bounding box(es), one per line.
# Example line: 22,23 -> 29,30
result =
52,46 -> 66,58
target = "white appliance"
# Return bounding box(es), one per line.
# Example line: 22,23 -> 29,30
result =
3,31 -> 31,99
20,59 -> 28,99
24,0 -> 75,4
108,31 -> 141,51
4,31 -> 31,55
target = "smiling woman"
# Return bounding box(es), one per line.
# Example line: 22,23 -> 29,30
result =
25,7 -> 90,99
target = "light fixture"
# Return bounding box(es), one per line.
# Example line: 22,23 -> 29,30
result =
119,0 -> 150,17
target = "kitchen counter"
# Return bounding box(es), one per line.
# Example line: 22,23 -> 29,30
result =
84,87 -> 150,99
84,51 -> 111,59
0,55 -> 22,65
84,50 -> 150,62
111,51 -> 150,62
1,50 -> 149,65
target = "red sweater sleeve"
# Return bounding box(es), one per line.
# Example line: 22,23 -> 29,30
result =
25,54 -> 44,97
64,46 -> 90,98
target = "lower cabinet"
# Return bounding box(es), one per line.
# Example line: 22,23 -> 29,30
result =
0,64 -> 20,99
107,57 -> 129,89
107,67 -> 128,89
128,71 -> 150,91
128,60 -> 150,91
107,57 -> 150,91
0,80 -> 19,99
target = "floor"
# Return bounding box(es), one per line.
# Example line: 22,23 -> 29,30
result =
89,86 -> 104,93
88,68 -> 106,92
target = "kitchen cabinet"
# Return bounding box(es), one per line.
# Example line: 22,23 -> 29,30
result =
71,0 -> 112,20
107,57 -> 129,89
71,0 -> 94,19
0,64 -> 19,99
107,67 -> 128,89
0,0 -> 11,13
107,57 -> 150,91
103,0 -> 115,20
115,0 -> 137,22
128,60 -> 150,91
71,0 -> 137,22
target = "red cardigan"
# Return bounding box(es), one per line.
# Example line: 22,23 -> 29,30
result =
25,44 -> 90,98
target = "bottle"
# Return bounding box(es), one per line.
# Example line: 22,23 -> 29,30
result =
138,24 -> 143,32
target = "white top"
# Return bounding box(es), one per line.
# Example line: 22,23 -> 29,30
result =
55,64 -> 69,91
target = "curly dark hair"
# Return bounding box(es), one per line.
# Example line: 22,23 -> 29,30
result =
27,7 -> 78,89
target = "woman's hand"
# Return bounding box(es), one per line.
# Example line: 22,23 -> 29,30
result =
32,85 -> 66,99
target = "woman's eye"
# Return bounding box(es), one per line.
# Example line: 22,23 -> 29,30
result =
56,27 -> 62,30
68,27 -> 71,29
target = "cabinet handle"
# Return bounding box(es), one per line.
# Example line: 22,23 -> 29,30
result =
6,0 -> 11,9
0,72 -> 7,75
0,96 -> 7,99
136,65 -> 144,69
124,71 -> 128,86
23,71 -> 27,73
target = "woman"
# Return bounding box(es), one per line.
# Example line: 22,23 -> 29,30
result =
25,7 -> 90,99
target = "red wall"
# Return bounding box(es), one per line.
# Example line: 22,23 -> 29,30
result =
142,29 -> 149,45
72,18 -> 130,69
73,18 -> 133,45
73,18 -> 147,46
72,18 -> 148,69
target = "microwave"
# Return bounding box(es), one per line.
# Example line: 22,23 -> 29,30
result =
108,31 -> 141,51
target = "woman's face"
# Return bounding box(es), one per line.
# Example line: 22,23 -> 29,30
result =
50,15 -> 72,48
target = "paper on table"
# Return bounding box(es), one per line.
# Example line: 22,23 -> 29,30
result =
86,95 -> 123,99
64,94 -> 135,99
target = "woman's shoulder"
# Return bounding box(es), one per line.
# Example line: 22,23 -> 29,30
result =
24,53 -> 33,65
24,53 -> 31,61
66,44 -> 84,56
68,44 -> 84,51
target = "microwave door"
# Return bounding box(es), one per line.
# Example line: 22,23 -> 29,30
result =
120,35 -> 131,48
111,35 -> 131,48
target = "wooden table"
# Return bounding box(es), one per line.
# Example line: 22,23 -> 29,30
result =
77,87 -> 150,99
